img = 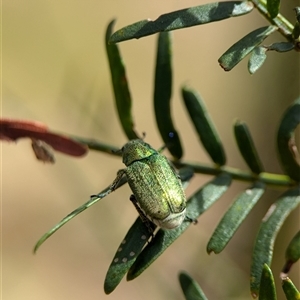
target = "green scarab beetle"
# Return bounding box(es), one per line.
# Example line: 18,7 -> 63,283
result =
110,139 -> 187,229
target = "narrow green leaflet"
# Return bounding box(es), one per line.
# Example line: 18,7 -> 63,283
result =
277,98 -> 300,182
109,1 -> 254,43
178,166 -> 196,186
295,7 -> 300,23
248,42 -> 295,74
267,42 -> 295,52
259,264 -> 277,300
34,175 -> 128,253
285,230 -> 300,265
267,0 -> 280,19
282,277 -> 300,299
234,120 -> 264,173
105,20 -> 139,140
282,230 -> 300,275
207,181 -> 265,254
104,166 -> 194,293
250,186 -> 300,297
104,217 -> 154,294
219,26 -> 277,71
293,8 -> 300,39
292,22 -> 300,40
248,46 -> 267,74
182,86 -> 226,166
179,272 -> 208,300
154,32 -> 183,159
126,173 -> 232,280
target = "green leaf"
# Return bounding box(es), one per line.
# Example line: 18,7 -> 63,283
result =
34,175 -> 128,253
126,173 -> 232,280
179,167 -> 196,189
282,230 -> 300,275
179,272 -> 208,300
234,120 -> 264,173
105,20 -> 139,140
285,230 -> 300,264
154,32 -> 183,159
282,277 -> 300,300
267,42 -> 295,52
250,186 -> 300,297
219,26 -> 277,71
259,264 -> 277,300
182,86 -> 226,166
292,21 -> 300,39
248,46 -> 267,74
207,181 -> 265,254
267,0 -> 280,19
109,1 -> 254,43
104,217 -> 153,294
295,7 -> 300,23
277,98 -> 300,182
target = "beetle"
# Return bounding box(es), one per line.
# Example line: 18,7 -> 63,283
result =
109,139 -> 190,230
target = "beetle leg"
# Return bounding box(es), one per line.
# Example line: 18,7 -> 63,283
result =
90,170 -> 127,200
129,195 -> 155,239
110,169 -> 126,192
185,216 -> 198,225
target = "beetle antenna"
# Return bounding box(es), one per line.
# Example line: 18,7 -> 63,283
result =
158,145 -> 167,153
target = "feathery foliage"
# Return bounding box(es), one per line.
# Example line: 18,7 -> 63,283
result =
2,1 -> 299,299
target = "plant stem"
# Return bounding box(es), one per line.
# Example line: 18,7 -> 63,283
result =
174,161 -> 292,187
72,136 -> 122,156
251,0 -> 294,40
72,135 -> 295,188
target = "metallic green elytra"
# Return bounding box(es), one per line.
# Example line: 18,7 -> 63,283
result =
110,139 -> 186,229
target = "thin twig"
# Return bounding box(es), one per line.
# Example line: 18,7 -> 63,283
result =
71,135 -> 295,188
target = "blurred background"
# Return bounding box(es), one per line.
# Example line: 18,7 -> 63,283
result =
2,1 -> 299,299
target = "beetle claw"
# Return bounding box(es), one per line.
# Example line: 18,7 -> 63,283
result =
185,216 -> 198,225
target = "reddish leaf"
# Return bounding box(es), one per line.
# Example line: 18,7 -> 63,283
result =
0,119 -> 87,157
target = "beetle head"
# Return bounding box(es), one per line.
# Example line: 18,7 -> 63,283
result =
122,139 -> 156,166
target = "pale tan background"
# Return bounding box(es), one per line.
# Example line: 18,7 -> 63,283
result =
2,1 -> 299,300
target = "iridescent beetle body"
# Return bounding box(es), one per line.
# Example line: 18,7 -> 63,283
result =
110,139 -> 186,229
